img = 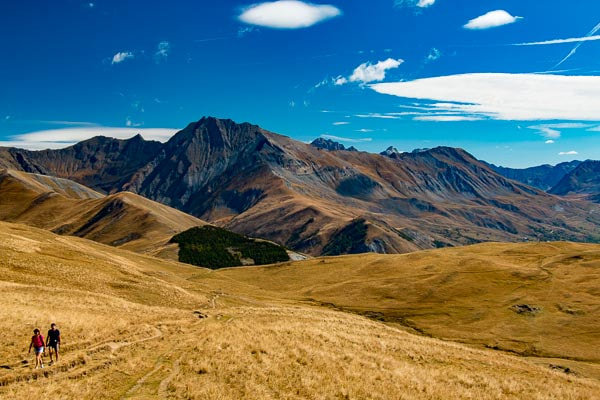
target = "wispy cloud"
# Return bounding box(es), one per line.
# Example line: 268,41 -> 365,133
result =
154,41 -> 170,62
336,58 -> 404,85
554,21 -> 600,68
371,73 -> 600,121
394,0 -> 436,9
0,127 -> 178,150
545,140 -> 555,144
321,134 -> 372,143
238,1 -> 341,29
528,123 -> 592,139
559,151 -> 578,156
414,115 -> 482,122
35,120 -> 99,127
464,10 -> 522,30
425,47 -> 441,63
237,26 -> 257,37
111,51 -> 134,64
332,121 -> 350,125
355,113 -> 401,120
515,35 -> 600,46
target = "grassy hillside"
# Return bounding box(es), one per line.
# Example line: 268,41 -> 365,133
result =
2,221 -> 598,398
218,242 -> 600,368
171,225 -> 290,269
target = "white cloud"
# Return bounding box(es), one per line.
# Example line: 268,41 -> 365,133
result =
355,128 -> 374,132
321,134 -> 372,143
464,10 -> 522,30
417,0 -> 435,7
0,127 -> 179,150
414,115 -> 482,122
336,58 -> 403,86
545,140 -> 555,144
125,117 -> 142,127
111,51 -> 134,64
426,47 -> 441,63
395,0 -> 436,8
370,73 -> 600,121
528,123 -> 592,139
333,121 -> 349,125
536,127 -> 560,138
239,1 -> 341,29
515,35 -> 600,46
334,76 -> 348,85
559,151 -> 578,156
355,113 -> 401,120
154,41 -> 170,62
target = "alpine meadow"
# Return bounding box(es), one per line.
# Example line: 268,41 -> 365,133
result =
1,1 -> 600,399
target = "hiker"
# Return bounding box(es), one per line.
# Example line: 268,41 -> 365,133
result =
28,328 -> 45,369
46,323 -> 61,365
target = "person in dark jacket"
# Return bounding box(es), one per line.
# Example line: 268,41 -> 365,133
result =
28,328 -> 45,369
46,323 -> 61,365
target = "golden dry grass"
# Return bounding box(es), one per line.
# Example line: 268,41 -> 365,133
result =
217,243 -> 600,363
1,221 -> 599,399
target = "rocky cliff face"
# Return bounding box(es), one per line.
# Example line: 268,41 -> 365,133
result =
2,117 -> 599,255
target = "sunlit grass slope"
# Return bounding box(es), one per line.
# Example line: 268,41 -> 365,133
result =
218,242 -> 600,365
1,222 -> 598,399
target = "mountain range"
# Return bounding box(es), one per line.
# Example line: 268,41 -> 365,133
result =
1,117 -> 599,256
487,160 -> 582,192
489,160 -> 600,204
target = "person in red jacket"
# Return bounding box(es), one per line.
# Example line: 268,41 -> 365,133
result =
28,328 -> 45,369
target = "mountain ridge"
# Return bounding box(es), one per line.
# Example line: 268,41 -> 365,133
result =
2,116 -> 599,255
487,160 -> 583,191
550,160 -> 600,201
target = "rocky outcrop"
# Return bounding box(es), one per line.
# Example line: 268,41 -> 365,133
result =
311,138 -> 347,151
380,146 -> 403,159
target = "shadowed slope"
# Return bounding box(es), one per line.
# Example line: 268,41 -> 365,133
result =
551,160 -> 600,202
488,160 -> 582,191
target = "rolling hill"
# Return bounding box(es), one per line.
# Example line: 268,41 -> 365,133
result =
2,117 -> 600,256
218,242 -> 600,369
0,168 -> 206,259
1,220 -> 599,399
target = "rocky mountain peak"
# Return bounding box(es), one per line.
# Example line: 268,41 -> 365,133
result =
311,138 -> 347,151
380,146 -> 403,158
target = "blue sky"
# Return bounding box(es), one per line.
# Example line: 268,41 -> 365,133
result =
1,0 -> 599,167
